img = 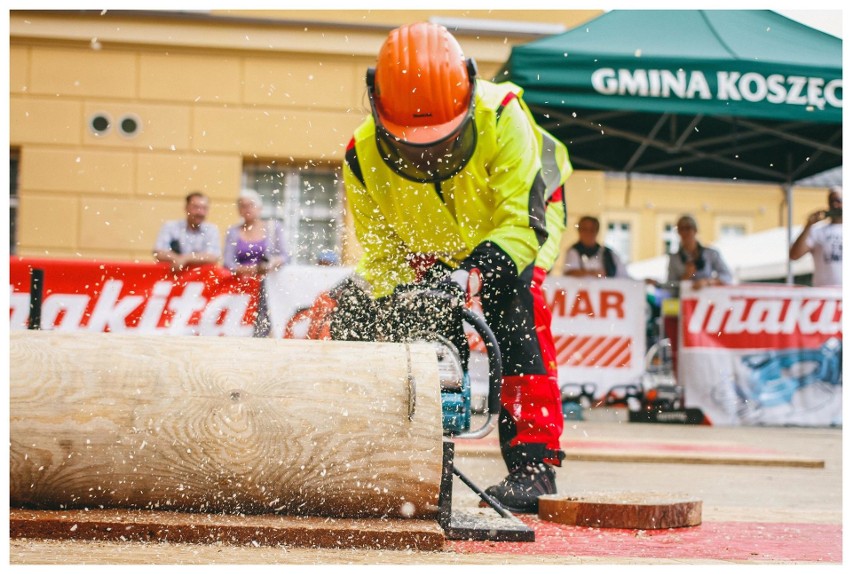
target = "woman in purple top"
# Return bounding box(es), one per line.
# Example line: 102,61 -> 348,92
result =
223,188 -> 289,277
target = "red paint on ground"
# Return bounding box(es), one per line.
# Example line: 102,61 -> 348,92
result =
448,517 -> 841,563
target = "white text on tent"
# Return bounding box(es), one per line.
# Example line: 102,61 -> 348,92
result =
591,68 -> 842,109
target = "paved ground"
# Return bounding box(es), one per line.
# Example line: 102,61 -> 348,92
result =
8,417 -> 843,565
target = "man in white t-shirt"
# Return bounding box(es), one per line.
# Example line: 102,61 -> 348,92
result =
790,186 -> 842,287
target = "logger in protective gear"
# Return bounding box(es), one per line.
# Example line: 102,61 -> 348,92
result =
338,21 -> 574,513
367,23 -> 478,184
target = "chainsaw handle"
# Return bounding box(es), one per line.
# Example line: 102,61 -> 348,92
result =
453,307 -> 502,439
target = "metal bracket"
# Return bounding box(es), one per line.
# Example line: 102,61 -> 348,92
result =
28,268 -> 44,330
404,343 -> 416,421
438,441 -> 534,542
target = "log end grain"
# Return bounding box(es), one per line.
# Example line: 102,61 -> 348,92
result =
538,492 -> 702,530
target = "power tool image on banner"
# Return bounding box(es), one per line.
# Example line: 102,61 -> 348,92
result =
719,337 -> 843,425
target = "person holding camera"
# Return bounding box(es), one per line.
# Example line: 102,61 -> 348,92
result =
790,186 -> 842,287
153,191 -> 221,272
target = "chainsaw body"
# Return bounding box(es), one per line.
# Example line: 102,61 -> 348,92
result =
429,336 -> 473,435
385,289 -> 503,439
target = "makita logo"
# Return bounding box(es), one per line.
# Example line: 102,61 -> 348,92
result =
682,295 -> 842,349
9,279 -> 253,336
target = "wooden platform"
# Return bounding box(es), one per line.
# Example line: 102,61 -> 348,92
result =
453,437 -> 825,468
539,492 -> 702,530
9,508 -> 445,551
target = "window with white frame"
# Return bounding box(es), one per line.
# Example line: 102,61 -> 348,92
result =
718,222 -> 747,240
242,162 -> 343,264
605,221 -> 632,264
662,222 -> 679,255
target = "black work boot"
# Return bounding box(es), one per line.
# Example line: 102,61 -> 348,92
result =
481,462 -> 556,513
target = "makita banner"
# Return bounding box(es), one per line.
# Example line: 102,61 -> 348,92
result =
9,257 -> 262,335
8,257 -> 350,338
679,283 -> 842,427
543,277 -> 647,394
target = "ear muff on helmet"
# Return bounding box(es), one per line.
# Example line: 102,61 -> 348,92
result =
366,22 -> 479,184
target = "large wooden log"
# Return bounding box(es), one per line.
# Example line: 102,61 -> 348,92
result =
10,331 -> 443,519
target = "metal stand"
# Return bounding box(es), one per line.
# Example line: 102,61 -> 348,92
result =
28,268 -> 44,330
438,441 -> 534,542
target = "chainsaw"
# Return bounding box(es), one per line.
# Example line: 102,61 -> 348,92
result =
383,286 -> 503,439
385,286 -> 538,541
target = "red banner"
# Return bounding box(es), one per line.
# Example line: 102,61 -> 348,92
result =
678,283 -> 842,426
9,257 -> 261,336
681,286 -> 842,350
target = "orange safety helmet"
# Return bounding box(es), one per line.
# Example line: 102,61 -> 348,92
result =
367,22 -> 479,183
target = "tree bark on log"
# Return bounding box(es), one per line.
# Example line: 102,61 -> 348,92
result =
10,331 -> 443,519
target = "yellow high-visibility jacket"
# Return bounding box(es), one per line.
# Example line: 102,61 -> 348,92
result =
344,79 -> 572,298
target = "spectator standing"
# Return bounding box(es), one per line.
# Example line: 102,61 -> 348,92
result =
666,214 -> 732,291
789,186 -> 842,287
316,249 -> 340,266
223,188 -> 288,277
562,216 -> 629,278
153,191 -> 221,272
223,188 -> 289,338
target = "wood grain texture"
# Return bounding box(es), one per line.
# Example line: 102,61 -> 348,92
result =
9,508 -> 445,551
539,492 -> 702,529
10,331 -> 443,518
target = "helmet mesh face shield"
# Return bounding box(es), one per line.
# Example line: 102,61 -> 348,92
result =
370,89 -> 478,184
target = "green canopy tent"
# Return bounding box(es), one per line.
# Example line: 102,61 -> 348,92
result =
502,10 -> 842,281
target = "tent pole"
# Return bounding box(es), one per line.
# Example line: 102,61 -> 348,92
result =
625,172 -> 632,207
784,152 -> 795,285
784,181 -> 794,285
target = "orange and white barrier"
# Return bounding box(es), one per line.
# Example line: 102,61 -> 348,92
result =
543,277 -> 647,394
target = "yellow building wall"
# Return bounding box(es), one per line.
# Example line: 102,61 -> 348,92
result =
9,10 -> 836,272
12,9 -> 585,263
